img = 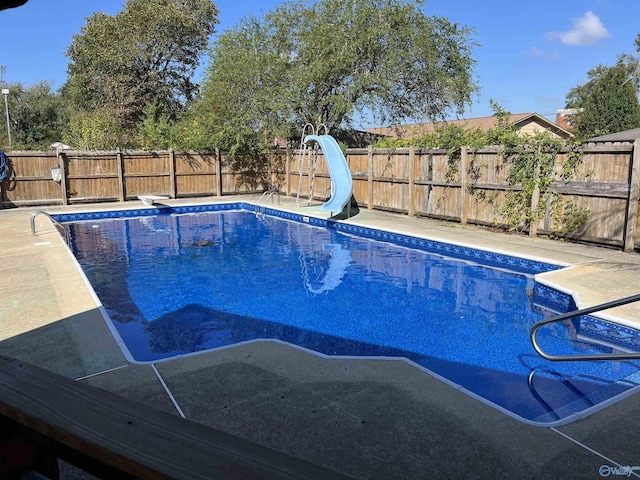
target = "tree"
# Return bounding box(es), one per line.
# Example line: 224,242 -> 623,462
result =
64,0 -> 218,149
0,81 -> 66,150
195,0 -> 478,152
565,55 -> 640,139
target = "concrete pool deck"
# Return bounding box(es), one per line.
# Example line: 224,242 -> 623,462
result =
1,194 -> 640,479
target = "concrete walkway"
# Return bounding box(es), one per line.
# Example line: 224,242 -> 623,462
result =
1,195 -> 640,479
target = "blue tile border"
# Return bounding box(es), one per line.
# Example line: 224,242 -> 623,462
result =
54,201 -> 640,349
53,202 -> 557,276
578,316 -> 640,352
533,283 -> 576,314
257,205 -> 328,227
333,222 -> 558,276
51,202 -> 241,223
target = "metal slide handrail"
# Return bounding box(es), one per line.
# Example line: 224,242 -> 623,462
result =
530,293 -> 640,361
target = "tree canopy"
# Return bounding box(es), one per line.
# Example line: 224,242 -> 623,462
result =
195,0 -> 478,152
64,0 -> 218,149
0,81 -> 66,150
565,54 -> 640,139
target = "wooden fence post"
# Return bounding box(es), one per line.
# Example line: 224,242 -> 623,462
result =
460,146 -> 468,225
529,159 -> 541,237
285,150 -> 291,197
408,146 -> 415,217
367,145 -> 374,209
0,155 -> 4,209
215,148 -> 222,197
169,150 -> 176,199
59,151 -> 68,206
424,152 -> 431,215
116,151 -> 125,202
624,138 -> 640,252
267,152 -> 273,191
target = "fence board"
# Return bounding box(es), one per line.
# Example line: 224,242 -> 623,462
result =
1,152 -> 60,206
348,151 -> 369,176
125,176 -> 171,198
67,178 -> 120,203
175,152 -> 217,174
625,139 -> 640,251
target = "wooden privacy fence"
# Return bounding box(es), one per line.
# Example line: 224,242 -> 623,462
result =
285,140 -> 640,252
0,149 -> 272,207
1,141 -> 639,251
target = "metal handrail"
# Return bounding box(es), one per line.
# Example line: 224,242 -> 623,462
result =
296,123 -> 327,208
30,210 -> 65,236
530,293 -> 640,361
527,369 -> 595,421
255,190 -> 279,217
296,123 -> 315,208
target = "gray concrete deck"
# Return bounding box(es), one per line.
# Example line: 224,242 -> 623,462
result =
1,195 -> 640,479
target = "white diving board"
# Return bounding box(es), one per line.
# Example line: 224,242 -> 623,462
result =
137,195 -> 169,206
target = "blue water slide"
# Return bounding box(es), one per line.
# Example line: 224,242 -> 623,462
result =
303,135 -> 353,214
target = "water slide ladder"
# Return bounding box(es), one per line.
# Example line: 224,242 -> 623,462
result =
530,293 -> 640,361
296,123 -> 328,207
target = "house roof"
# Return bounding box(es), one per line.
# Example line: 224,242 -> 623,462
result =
367,113 -> 574,139
588,128 -> 640,142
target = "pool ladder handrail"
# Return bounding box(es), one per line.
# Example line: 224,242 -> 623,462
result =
255,190 -> 280,217
527,369 -> 595,421
530,293 -> 640,361
30,210 -> 71,246
31,210 -> 65,236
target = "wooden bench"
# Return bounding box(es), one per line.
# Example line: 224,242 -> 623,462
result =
0,355 -> 345,479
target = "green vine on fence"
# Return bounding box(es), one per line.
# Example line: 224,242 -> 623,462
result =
561,147 -> 585,182
547,193 -> 590,234
501,131 -> 563,232
375,102 -> 590,234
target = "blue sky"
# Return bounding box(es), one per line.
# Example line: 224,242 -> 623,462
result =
0,0 -> 638,127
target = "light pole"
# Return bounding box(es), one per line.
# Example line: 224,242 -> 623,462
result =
1,88 -> 10,150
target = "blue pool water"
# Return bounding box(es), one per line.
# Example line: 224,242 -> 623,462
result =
62,205 -> 640,425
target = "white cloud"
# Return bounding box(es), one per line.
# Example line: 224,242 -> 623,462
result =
530,46 -> 560,61
546,11 -> 610,46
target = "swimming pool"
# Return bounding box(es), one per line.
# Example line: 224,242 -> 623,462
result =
57,203 -> 640,426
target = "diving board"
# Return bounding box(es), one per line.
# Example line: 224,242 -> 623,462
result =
303,135 -> 353,215
137,195 -> 169,206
